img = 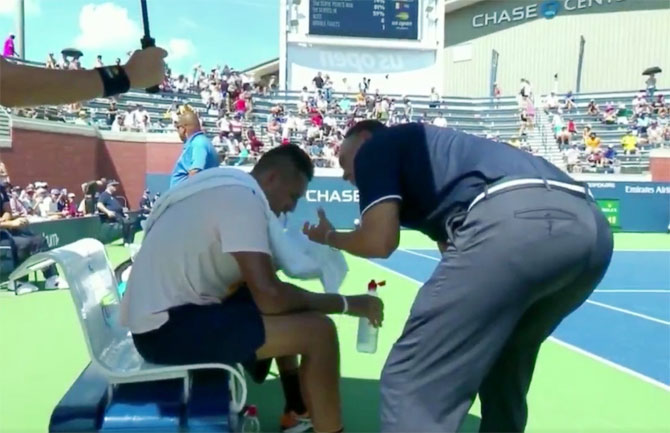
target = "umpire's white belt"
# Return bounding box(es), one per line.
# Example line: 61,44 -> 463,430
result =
468,178 -> 593,212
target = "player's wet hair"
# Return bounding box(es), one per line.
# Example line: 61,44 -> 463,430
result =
252,144 -> 314,181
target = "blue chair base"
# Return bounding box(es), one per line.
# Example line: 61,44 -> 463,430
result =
50,363 -> 235,432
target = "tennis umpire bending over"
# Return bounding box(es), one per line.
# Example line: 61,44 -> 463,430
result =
304,120 -> 614,432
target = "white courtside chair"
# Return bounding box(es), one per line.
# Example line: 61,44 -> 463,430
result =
9,238 -> 247,414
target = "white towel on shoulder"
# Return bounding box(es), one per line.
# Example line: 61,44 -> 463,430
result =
144,167 -> 347,293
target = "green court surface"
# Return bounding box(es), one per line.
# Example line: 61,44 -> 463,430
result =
1,233 -> 669,433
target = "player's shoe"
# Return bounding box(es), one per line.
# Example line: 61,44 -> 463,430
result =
280,411 -> 313,433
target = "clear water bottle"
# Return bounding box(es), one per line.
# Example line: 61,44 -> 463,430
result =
357,280 -> 384,353
241,405 -> 260,433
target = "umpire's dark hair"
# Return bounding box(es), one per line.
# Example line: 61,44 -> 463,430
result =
252,144 -> 314,181
344,119 -> 387,138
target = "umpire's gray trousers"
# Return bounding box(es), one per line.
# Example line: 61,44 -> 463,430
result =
380,185 -> 614,432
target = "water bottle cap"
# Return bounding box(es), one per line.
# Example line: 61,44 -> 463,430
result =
246,405 -> 258,416
368,280 -> 377,290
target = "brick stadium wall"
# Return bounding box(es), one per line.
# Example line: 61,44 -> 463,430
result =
0,124 -> 99,199
649,149 -> 670,182
1,119 -> 182,209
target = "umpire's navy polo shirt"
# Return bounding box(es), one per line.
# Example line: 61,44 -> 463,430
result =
354,123 -> 575,242
170,132 -> 220,188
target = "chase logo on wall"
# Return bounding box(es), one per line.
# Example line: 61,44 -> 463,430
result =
540,0 -> 561,18
472,0 -> 627,28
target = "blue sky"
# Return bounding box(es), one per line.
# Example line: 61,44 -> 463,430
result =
0,0 -> 279,74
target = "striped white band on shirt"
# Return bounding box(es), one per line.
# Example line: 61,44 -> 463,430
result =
468,179 -> 593,212
361,195 -> 403,217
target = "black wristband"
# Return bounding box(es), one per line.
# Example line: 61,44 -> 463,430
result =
96,66 -> 131,97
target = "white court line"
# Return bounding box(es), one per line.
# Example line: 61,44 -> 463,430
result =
398,248 -> 440,261
399,249 -> 670,325
548,337 -> 670,392
365,258 -> 670,392
585,300 -> 670,326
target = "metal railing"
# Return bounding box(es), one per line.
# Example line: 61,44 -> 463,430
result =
0,106 -> 12,146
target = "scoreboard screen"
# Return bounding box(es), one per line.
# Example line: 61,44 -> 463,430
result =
309,0 -> 419,40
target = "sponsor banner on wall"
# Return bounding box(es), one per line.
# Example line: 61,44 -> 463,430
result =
146,174 -> 670,233
288,43 -> 435,74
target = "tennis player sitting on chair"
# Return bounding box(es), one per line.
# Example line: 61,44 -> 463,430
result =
120,145 -> 383,433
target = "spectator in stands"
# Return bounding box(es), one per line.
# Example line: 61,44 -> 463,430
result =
9,186 -> 29,218
312,71 -> 324,93
585,131 -> 602,154
556,127 -> 571,150
653,94 -> 666,114
81,178 -> 106,215
552,110 -> 564,137
170,111 -> 219,187
36,188 -> 63,219
563,144 -> 581,173
646,73 -> 657,98
234,94 -> 248,118
429,87 -> 440,108
45,53 -> 57,69
3,34 -> 16,58
94,55 -> 104,68
603,144 -> 617,167
18,184 -> 36,215
139,189 -> 152,216
663,124 -> 670,144
518,79 -> 532,105
230,114 -> 244,142
586,99 -> 599,116
64,192 -> 79,218
633,93 -> 646,112
74,110 -> 89,126
433,112 -> 447,128
69,57 -> 82,70
637,110 -> 651,131
97,180 -> 137,245
0,181 -> 63,290
106,100 -> 118,126
647,121 -> 663,147
616,103 -> 632,125
563,91 -> 576,111
111,113 -> 126,132
55,189 -> 67,212
621,130 -> 638,154
544,92 -> 559,111
602,104 -> 616,124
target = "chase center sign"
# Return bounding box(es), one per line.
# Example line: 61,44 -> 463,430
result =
472,0 -> 626,28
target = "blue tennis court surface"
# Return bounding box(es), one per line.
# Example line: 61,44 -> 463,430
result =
370,249 -> 670,387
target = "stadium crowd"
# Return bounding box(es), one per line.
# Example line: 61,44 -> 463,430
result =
4,43 -> 669,174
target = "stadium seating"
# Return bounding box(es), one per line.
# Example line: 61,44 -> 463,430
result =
6,58 -> 667,174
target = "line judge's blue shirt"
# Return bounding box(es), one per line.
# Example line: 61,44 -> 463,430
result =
170,131 -> 220,187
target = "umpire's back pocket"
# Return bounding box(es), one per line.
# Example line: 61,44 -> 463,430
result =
513,208 -> 578,221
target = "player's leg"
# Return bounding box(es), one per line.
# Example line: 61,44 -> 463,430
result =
256,312 -> 342,433
478,199 -> 613,432
276,355 -> 312,432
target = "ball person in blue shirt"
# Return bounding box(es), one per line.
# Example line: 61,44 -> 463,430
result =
304,120 -> 614,433
170,111 -> 220,187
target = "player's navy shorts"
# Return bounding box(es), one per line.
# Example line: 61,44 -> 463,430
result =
131,285 -> 265,368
